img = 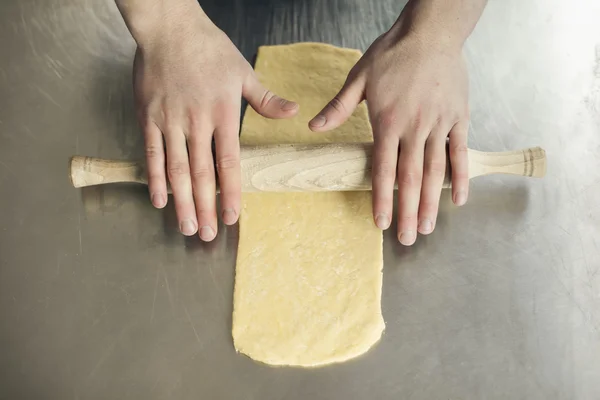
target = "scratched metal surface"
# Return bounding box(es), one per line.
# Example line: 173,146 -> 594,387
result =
1,0 -> 599,398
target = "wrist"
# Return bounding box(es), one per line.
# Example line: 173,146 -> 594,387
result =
116,0 -> 207,48
388,0 -> 474,54
390,15 -> 466,55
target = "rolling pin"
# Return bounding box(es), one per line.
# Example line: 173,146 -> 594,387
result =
69,143 -> 546,193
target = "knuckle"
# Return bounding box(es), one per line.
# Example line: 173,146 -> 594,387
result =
327,97 -> 346,114
215,106 -> 238,123
451,143 -> 468,156
259,90 -> 275,110
425,160 -> 447,177
145,145 -> 162,160
195,206 -> 215,216
147,175 -> 165,186
375,109 -> 397,130
147,167 -> 165,180
374,197 -> 394,210
373,161 -> 396,180
187,111 -> 202,130
398,214 -> 418,226
449,112 -> 461,125
161,109 -> 176,128
167,162 -> 189,179
411,106 -> 424,132
434,116 -> 452,133
399,170 -> 423,186
432,114 -> 444,129
448,111 -> 463,125
419,199 -> 439,214
190,164 -> 213,180
216,154 -> 239,172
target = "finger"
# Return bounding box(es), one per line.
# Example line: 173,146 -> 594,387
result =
371,132 -> 400,230
214,106 -> 241,226
143,120 -> 168,209
449,120 -> 469,206
418,132 -> 448,235
187,122 -> 218,242
309,70 -> 365,132
165,129 -> 197,236
397,137 -> 425,246
243,71 -> 299,119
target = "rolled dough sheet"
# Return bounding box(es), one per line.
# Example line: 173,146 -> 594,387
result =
232,42 -> 384,367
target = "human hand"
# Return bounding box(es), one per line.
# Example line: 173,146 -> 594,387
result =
132,5 -> 298,241
309,29 -> 470,246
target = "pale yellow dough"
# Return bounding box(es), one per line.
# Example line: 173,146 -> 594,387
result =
232,42 -> 384,367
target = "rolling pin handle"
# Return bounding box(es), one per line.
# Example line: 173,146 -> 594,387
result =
69,156 -> 145,188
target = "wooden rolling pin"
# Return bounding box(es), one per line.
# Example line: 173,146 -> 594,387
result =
69,143 -> 546,192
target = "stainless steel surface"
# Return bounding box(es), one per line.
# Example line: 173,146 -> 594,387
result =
1,0 -> 599,398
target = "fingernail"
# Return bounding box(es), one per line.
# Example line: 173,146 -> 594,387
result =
310,115 -> 327,128
151,193 -> 166,208
399,230 -> 416,246
180,219 -> 197,236
281,99 -> 298,111
419,219 -> 433,234
375,213 -> 390,230
222,208 -> 237,225
454,190 -> 467,206
199,225 -> 216,242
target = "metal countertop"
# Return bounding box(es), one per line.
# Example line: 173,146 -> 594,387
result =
1,0 -> 600,398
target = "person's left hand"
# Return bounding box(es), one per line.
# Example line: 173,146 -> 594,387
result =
309,29 -> 471,246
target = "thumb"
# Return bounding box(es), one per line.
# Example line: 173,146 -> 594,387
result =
242,71 -> 299,119
308,72 -> 365,132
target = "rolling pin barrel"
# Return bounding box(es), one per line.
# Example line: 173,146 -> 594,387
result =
69,143 -> 546,192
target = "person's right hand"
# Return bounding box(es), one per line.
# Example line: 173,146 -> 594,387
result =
132,4 -> 298,241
